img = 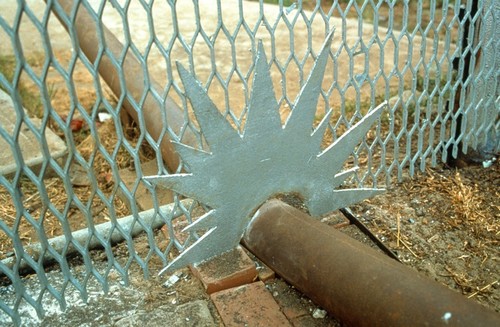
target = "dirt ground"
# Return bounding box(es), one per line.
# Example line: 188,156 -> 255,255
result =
5,161 -> 497,326
347,161 -> 499,312
38,160 -> 498,326
262,159 -> 499,323
136,160 -> 500,325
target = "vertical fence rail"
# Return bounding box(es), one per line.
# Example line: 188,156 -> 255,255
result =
0,0 -> 498,325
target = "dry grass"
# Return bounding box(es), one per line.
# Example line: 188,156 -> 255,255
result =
0,120 -> 139,260
352,162 -> 499,309
0,52 -> 150,260
0,175 -> 131,260
422,169 -> 499,236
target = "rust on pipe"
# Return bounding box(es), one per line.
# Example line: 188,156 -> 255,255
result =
48,0 -> 197,172
243,200 -> 500,327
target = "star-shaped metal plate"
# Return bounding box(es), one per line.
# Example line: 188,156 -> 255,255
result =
146,29 -> 386,274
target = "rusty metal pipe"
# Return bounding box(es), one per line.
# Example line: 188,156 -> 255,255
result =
243,200 -> 500,327
48,0 -> 197,171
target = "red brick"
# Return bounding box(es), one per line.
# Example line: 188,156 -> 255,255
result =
266,279 -> 309,321
290,315 -> 323,327
190,246 -> 257,294
282,305 -> 309,321
211,281 -> 291,327
273,290 -> 309,321
242,247 -> 275,282
257,262 -> 276,282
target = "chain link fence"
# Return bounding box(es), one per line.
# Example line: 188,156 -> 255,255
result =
0,0 -> 498,325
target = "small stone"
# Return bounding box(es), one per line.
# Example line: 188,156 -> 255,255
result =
98,112 -> 112,122
441,312 -> 452,323
388,95 -> 398,108
108,271 -> 119,282
467,239 -> 477,248
388,90 -> 419,108
312,308 -> 327,319
402,208 -> 414,216
416,208 -> 426,217
408,218 -> 415,224
482,159 -> 493,168
164,274 -> 180,288
69,164 -> 91,186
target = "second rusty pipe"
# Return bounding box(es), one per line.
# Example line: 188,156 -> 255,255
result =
243,200 -> 499,327
48,0 -> 197,172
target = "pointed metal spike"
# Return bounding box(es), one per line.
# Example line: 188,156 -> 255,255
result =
155,28 -> 386,274
182,209 -> 217,232
144,174 -> 218,207
310,109 -> 333,153
144,174 -> 192,186
330,188 -> 385,211
307,187 -> 385,217
319,101 -> 387,168
285,28 -> 335,134
172,141 -> 211,172
245,41 -> 282,136
177,63 -> 240,149
330,167 -> 359,189
159,227 -> 242,275
159,227 -> 218,275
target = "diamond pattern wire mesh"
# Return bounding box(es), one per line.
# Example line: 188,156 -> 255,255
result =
0,0 -> 498,325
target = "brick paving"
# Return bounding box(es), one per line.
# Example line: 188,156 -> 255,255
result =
190,246 -> 257,295
211,281 -> 291,327
118,162 -> 336,326
193,245 -> 337,326
193,246 -> 291,325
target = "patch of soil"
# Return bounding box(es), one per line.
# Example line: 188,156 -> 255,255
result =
261,160 -> 498,325
347,161 -> 499,312
195,247 -> 248,280
3,161 -> 496,326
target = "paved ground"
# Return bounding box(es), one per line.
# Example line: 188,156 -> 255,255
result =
0,241 -> 344,326
0,262 -> 219,326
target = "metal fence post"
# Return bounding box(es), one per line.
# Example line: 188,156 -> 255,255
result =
463,0 -> 499,159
